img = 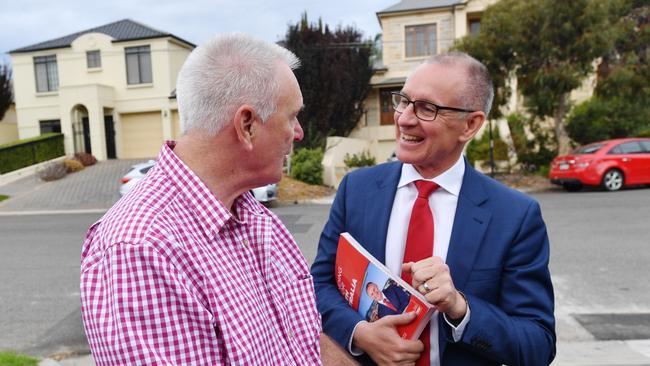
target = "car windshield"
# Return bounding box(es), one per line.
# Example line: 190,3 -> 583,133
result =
573,143 -> 605,155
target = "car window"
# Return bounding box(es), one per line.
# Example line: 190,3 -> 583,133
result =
608,141 -> 643,154
574,143 -> 604,154
140,165 -> 154,174
640,140 -> 650,153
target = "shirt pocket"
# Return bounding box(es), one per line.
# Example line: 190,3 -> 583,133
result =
276,275 -> 322,363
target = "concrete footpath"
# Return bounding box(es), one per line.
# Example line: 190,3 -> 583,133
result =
37,340 -> 650,365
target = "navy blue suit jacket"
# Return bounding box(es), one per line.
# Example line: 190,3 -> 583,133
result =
376,282 -> 410,318
311,161 -> 556,366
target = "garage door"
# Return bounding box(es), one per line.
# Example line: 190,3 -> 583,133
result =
120,111 -> 163,158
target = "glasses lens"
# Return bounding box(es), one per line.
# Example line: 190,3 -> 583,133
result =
414,101 -> 438,120
392,94 -> 408,112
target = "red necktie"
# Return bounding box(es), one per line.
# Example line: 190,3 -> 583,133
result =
401,180 -> 438,366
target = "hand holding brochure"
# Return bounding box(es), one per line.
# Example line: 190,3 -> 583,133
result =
335,232 -> 435,340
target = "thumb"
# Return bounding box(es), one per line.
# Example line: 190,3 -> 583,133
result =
383,311 -> 417,326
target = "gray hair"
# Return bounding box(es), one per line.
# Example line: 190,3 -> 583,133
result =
425,51 -> 494,117
176,33 -> 300,136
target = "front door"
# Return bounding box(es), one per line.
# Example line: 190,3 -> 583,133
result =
104,115 -> 116,159
81,117 -> 92,154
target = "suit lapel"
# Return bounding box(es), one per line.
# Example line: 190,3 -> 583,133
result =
439,162 -> 491,355
362,163 -> 402,264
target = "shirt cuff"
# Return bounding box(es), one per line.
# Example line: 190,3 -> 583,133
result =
347,321 -> 367,356
443,300 -> 471,343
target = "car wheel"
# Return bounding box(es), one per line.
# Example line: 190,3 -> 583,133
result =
601,169 -> 624,191
563,183 -> 582,192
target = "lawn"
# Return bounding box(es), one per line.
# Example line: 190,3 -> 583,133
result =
0,195 -> 9,202
0,352 -> 38,366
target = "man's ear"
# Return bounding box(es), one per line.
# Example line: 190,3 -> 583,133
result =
459,112 -> 486,143
233,105 -> 257,151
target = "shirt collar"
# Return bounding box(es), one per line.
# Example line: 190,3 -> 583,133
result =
156,141 -> 233,237
397,155 -> 465,196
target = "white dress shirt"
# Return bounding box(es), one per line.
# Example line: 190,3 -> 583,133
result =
384,156 -> 470,366
348,156 -> 471,363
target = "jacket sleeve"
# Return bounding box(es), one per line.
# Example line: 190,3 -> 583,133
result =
440,200 -> 556,365
310,174 -> 365,350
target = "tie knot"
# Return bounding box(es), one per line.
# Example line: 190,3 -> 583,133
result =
414,180 -> 438,199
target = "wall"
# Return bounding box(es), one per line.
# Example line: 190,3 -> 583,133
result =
0,104 -> 19,144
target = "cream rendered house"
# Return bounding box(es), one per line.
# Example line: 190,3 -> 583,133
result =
323,0 -> 497,186
0,103 -> 19,145
350,0 -> 498,160
9,19 -> 193,160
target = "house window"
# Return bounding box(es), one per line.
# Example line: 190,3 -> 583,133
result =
405,24 -> 437,58
469,19 -> 481,36
34,55 -> 59,92
87,50 -> 101,68
125,45 -> 152,85
39,119 -> 61,134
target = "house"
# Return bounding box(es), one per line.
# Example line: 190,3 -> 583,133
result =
9,19 -> 194,160
323,0 -> 498,186
350,0 -> 498,160
0,103 -> 19,145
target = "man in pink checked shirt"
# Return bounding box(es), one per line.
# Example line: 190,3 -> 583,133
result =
80,33 -> 354,365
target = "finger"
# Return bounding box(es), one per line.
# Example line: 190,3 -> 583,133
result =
411,268 -> 437,284
383,311 -> 417,326
400,339 -> 425,354
412,256 -> 444,271
401,262 -> 414,274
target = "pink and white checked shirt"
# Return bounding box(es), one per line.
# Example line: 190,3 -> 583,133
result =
80,142 -> 322,365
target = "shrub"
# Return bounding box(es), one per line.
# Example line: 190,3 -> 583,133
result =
0,133 -> 64,174
37,162 -> 67,181
74,152 -> 97,166
63,158 -> 85,173
507,113 -> 556,172
290,148 -> 323,185
466,125 -> 509,168
343,150 -> 376,168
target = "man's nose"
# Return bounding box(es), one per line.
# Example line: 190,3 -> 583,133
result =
395,103 -> 418,125
293,119 -> 304,142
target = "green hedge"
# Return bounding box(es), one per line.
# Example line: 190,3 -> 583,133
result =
291,147 -> 323,185
0,133 -> 65,174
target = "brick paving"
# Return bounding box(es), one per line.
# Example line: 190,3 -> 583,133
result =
0,159 -> 143,212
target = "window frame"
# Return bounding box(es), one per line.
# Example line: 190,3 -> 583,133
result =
125,45 -> 153,85
39,119 -> 61,134
33,55 -> 59,92
86,50 -> 102,69
404,23 -> 438,59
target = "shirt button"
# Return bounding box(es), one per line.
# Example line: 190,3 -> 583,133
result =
288,331 -> 294,340
243,239 -> 249,247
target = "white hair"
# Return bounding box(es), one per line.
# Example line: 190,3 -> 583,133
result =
425,52 -> 494,116
176,33 -> 300,136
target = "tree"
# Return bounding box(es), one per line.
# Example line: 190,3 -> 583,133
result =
282,12 -> 374,149
567,0 -> 650,144
455,0 -> 617,155
0,64 -> 12,121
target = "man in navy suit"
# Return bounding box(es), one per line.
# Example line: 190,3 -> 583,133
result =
366,281 -> 411,318
311,52 -> 555,366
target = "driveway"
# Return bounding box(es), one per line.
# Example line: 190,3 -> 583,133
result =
0,160 -> 140,213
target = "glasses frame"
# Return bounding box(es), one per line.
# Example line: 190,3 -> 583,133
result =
390,91 -> 476,121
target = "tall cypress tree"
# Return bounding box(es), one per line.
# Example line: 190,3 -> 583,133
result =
282,13 -> 374,149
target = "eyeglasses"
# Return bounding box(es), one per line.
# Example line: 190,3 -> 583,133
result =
390,92 -> 476,121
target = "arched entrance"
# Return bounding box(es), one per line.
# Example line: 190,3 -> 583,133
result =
71,105 -> 91,154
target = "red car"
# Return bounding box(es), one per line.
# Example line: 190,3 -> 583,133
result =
549,137 -> 650,191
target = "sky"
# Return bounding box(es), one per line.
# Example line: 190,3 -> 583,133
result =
0,0 -> 398,65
